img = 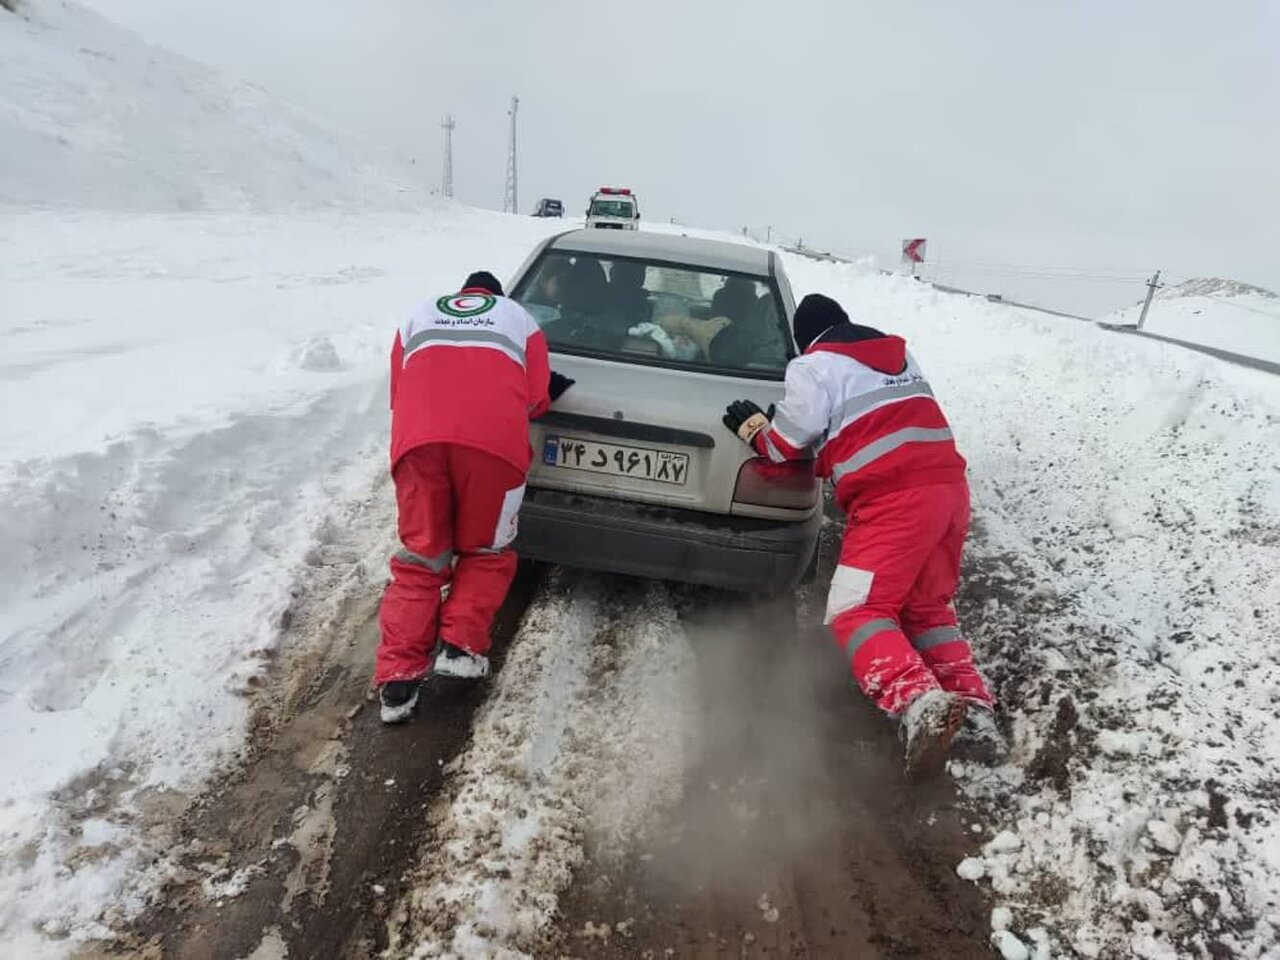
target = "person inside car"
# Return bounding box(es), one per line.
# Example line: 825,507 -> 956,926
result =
525,255 -> 572,310
603,259 -> 652,324
710,276 -> 759,323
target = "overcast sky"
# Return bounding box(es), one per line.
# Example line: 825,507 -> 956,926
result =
81,0 -> 1280,315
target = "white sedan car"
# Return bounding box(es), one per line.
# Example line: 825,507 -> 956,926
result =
509,230 -> 820,592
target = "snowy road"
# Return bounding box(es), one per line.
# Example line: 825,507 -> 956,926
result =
109,545 -> 994,960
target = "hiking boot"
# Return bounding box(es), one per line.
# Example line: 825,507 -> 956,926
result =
379,679 -> 423,724
901,689 -> 968,780
952,702 -> 1008,765
432,641 -> 490,680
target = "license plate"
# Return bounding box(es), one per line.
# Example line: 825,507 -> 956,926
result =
542,434 -> 689,485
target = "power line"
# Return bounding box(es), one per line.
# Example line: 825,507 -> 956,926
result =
930,257 -> 1151,276
934,271 -> 1146,283
929,262 -> 1148,282
1122,273 -> 1280,321
1199,295 -> 1280,323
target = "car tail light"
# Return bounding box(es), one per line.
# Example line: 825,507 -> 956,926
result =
732,457 -> 819,510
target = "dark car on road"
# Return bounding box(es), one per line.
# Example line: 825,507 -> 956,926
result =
532,198 -> 564,218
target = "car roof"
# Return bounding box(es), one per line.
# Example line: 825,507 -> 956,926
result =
547,230 -> 772,277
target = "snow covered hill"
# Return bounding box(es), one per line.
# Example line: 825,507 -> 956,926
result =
1102,278 -> 1280,366
0,0 -> 430,211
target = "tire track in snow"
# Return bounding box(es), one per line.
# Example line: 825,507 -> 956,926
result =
387,572 -> 696,959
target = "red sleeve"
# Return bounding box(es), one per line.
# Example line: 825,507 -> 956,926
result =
390,331 -> 404,410
525,328 -> 552,419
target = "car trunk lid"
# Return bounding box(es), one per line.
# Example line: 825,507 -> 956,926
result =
529,353 -> 785,515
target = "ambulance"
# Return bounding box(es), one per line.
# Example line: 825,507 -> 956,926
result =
585,187 -> 640,230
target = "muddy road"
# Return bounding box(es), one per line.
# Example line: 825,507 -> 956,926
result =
101,536 -> 993,958
97,563 -> 548,960
551,600 -> 991,959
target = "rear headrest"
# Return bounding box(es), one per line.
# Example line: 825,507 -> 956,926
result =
562,258 -> 608,313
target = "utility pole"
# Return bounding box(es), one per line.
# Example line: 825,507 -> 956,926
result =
503,95 -> 519,214
440,114 -> 455,199
766,225 -> 772,244
1137,270 -> 1162,330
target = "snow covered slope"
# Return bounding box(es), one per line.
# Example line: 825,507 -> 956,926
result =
0,0 -> 429,211
1102,278 -> 1280,366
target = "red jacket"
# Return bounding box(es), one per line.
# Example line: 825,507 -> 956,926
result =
390,288 -> 551,472
753,324 -> 966,509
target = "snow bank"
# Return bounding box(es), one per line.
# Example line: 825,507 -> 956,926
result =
1102,278 -> 1280,366
0,209 -> 564,956
0,0 -> 430,211
784,258 -> 1280,959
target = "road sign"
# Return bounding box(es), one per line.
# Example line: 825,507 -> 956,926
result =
902,238 -> 927,264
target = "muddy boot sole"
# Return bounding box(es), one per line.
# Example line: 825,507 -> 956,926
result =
904,695 -> 968,781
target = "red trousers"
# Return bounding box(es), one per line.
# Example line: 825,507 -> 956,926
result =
826,482 -> 992,714
374,443 -> 526,684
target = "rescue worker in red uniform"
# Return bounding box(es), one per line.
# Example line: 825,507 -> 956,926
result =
723,293 -> 992,777
377,271 -> 571,723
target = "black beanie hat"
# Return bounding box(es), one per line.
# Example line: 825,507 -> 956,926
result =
793,293 -> 848,351
463,270 -> 504,296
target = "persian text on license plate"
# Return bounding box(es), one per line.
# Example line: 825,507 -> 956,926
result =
542,435 -> 689,485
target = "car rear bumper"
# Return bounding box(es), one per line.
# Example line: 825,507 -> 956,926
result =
515,487 -> 821,593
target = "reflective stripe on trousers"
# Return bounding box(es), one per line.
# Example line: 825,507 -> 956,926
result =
394,547 -> 454,572
912,625 -> 963,651
844,617 -> 899,660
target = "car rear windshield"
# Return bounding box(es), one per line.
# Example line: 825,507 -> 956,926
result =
588,199 -> 635,218
511,250 -> 792,378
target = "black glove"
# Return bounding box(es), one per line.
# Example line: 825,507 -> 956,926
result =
723,399 -> 770,444
549,371 -> 575,402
